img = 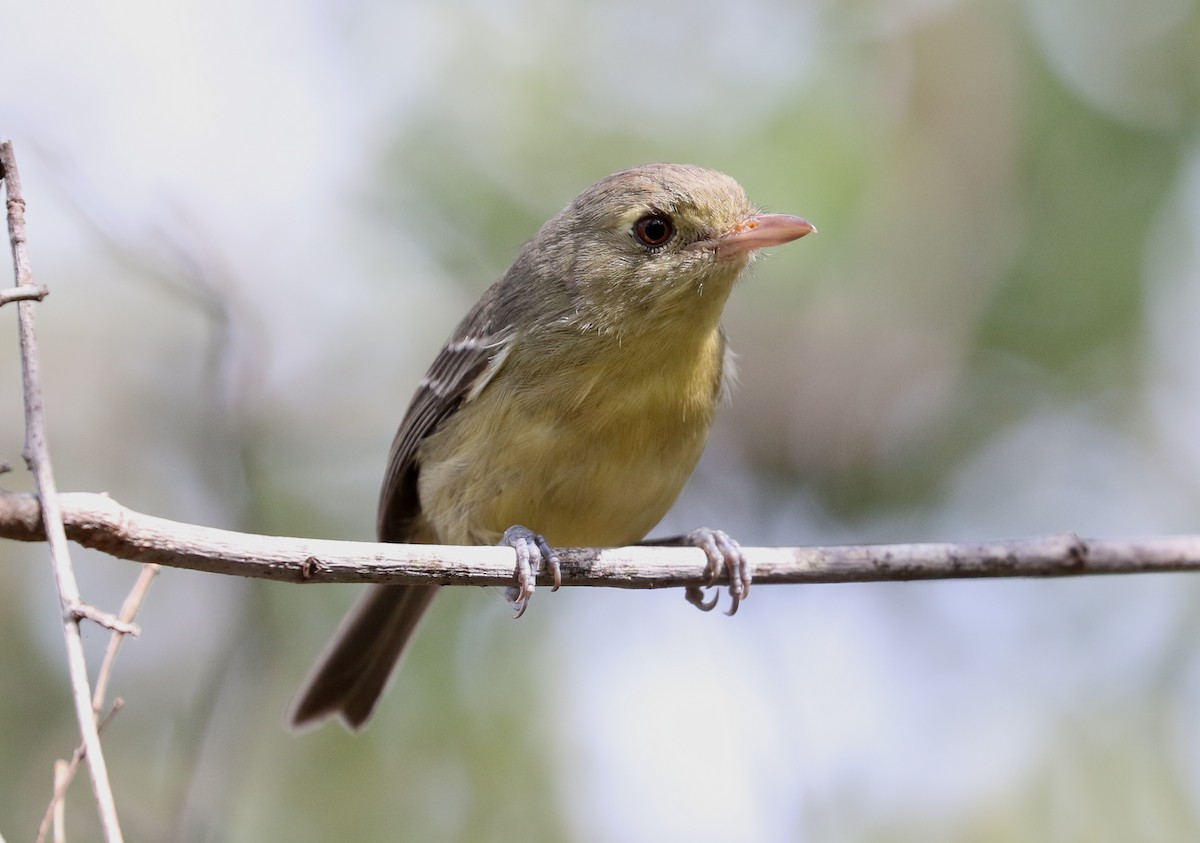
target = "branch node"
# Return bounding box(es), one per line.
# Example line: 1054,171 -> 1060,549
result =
301,556 -> 319,579
1065,534 -> 1089,569
0,283 -> 49,306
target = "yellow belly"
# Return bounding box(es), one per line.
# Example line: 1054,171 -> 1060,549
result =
417,327 -> 726,547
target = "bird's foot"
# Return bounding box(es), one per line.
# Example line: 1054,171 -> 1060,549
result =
680,527 -> 751,616
501,525 -> 561,619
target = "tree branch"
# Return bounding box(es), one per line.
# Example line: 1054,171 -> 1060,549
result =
3,488 -> 1200,587
3,140 -> 125,843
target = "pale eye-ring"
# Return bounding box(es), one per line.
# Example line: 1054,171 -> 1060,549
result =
633,214 -> 675,247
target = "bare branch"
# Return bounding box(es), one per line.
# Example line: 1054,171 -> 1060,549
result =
3,141 -> 125,842
3,488 -> 1200,587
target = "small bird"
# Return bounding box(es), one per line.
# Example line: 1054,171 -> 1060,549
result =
290,163 -> 814,730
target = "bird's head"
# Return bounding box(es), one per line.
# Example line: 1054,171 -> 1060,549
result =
517,163 -> 814,337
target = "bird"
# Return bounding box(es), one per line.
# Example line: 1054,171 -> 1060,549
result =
289,163 -> 814,730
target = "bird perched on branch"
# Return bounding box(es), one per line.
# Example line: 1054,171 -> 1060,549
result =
290,163 -> 814,730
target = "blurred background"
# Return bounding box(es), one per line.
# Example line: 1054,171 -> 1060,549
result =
3,0 -> 1200,840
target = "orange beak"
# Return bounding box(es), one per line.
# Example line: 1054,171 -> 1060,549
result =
698,213 -> 816,258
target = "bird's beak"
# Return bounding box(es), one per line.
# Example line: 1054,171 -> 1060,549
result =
699,213 -> 816,258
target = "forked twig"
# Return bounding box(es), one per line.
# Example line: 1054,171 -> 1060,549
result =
35,564 -> 157,843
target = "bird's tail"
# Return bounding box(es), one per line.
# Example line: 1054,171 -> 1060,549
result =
289,584 -> 440,731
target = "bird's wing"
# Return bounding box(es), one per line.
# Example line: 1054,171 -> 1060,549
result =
376,286 -> 514,542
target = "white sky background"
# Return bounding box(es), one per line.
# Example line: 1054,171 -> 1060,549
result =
3,0 -> 1200,840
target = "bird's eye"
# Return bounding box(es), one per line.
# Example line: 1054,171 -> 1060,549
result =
633,214 -> 675,248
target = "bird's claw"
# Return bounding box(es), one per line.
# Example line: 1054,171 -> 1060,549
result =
684,585 -> 720,612
683,527 -> 750,616
501,525 -> 561,619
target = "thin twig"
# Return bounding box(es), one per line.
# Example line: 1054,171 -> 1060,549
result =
3,488 -> 1200,586
2,141 -> 125,842
71,603 -> 141,637
93,565 -> 159,711
52,760 -> 68,843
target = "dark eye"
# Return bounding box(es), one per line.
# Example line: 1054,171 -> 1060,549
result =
633,214 -> 675,247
